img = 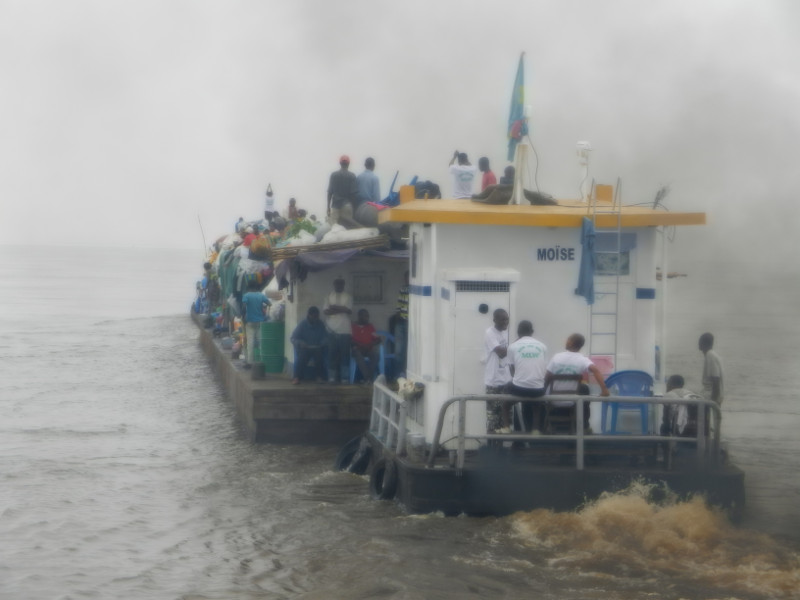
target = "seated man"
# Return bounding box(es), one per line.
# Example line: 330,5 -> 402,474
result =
507,320 -> 548,434
290,306 -> 328,384
660,374 -> 703,436
351,309 -> 381,382
544,333 -> 610,433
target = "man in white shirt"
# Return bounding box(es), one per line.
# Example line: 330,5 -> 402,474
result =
264,184 -> 277,219
323,277 -> 353,384
481,308 -> 511,432
544,333 -> 610,433
507,320 -> 548,433
448,151 -> 478,199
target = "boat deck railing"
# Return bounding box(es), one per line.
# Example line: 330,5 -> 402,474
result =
370,376 -> 411,458
370,380 -> 723,473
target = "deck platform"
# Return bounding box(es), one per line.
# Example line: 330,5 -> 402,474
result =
193,315 -> 371,444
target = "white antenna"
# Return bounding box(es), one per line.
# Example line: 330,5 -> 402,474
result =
576,141 -> 592,202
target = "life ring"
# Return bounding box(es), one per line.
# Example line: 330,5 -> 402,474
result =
369,457 -> 398,500
334,436 -> 371,475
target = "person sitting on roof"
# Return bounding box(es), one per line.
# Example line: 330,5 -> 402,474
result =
478,157 -> 497,191
499,165 -> 515,185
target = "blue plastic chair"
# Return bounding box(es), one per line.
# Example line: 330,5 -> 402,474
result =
602,370 -> 654,434
376,330 -> 395,378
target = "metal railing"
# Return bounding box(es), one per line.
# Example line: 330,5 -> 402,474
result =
370,376 -> 410,457
369,379 -> 724,474
427,394 -> 722,472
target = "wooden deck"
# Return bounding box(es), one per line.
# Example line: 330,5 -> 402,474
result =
194,315 -> 372,444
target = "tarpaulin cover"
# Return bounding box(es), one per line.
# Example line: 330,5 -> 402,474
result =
276,248 -> 409,289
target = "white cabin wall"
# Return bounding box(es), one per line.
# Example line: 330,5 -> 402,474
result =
432,224 -> 589,355
407,222 -> 662,443
632,227 -> 658,375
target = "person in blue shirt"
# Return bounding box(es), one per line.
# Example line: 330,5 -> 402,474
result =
356,157 -> 380,209
242,281 -> 270,368
291,306 -> 328,384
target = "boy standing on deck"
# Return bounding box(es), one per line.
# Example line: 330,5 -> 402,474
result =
242,281 -> 270,369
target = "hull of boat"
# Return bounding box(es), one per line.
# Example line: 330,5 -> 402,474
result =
364,434 -> 745,519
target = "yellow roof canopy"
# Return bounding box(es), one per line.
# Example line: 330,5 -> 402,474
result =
378,186 -> 705,229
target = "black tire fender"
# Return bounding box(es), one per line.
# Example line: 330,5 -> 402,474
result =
369,457 -> 398,500
334,436 -> 371,475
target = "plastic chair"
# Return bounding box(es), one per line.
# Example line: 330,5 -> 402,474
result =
376,331 -> 395,378
602,370 -> 653,434
543,374 -> 583,434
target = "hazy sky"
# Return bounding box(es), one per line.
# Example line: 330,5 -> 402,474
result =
1,0 -> 798,268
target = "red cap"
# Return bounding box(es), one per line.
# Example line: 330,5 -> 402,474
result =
339,155 -> 350,164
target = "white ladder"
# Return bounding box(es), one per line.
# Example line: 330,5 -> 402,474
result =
588,179 -> 623,369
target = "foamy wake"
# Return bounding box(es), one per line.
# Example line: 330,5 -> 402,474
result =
511,482 -> 800,598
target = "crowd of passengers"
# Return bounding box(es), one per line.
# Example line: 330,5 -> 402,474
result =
481,308 -> 724,438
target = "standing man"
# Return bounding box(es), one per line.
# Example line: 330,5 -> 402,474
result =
264,184 -> 277,220
241,281 -> 270,369
506,320 -> 548,433
323,276 -> 353,384
544,333 -> 610,433
699,332 -> 724,404
448,151 -> 478,199
357,157 -> 381,208
482,308 -> 512,433
393,270 -> 409,377
478,157 -> 497,191
327,155 -> 359,225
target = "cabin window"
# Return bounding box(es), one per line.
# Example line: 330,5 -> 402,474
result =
595,232 -> 635,276
352,272 -> 384,303
596,251 -> 630,276
455,281 -> 511,293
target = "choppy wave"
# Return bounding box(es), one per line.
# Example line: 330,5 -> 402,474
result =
511,483 -> 800,598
